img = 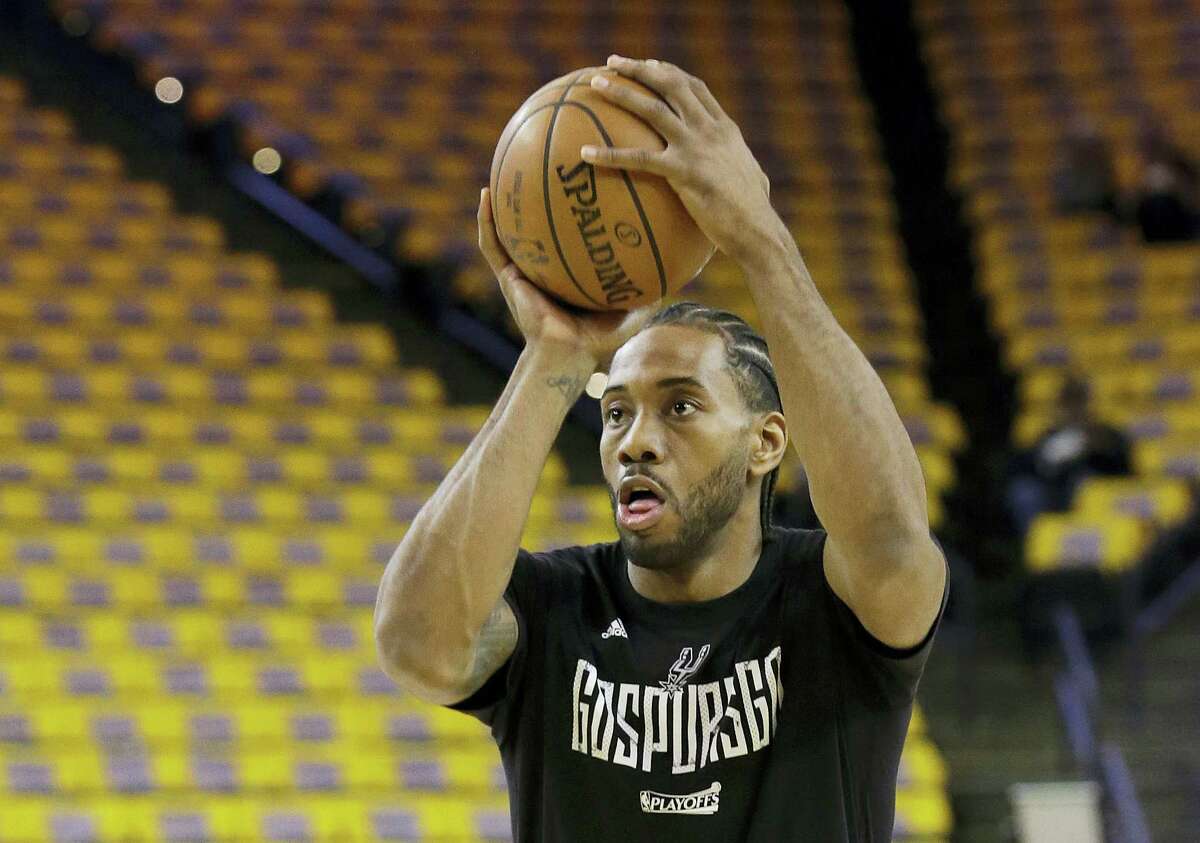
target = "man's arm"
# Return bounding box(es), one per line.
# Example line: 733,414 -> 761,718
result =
738,227 -> 946,650
582,55 -> 945,650
374,341 -> 592,704
374,190 -> 648,704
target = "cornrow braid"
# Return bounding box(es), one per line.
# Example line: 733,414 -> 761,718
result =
640,302 -> 783,534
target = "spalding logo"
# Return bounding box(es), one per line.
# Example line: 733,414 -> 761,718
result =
556,160 -> 643,306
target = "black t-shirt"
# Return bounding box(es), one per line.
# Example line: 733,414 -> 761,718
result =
449,526 -> 946,842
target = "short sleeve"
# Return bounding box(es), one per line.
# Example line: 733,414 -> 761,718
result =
443,547 -> 555,743
818,531 -> 949,708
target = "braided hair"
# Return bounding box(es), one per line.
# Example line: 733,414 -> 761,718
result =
639,302 -> 783,534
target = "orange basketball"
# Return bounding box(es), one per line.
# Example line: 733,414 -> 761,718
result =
489,67 -> 715,311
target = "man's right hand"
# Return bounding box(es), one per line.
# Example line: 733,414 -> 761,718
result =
478,187 -> 652,369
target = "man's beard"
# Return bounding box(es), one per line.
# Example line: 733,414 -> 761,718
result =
611,445 -> 749,572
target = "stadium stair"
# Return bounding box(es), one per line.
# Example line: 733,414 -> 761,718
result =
1098,596 -> 1200,842
845,0 -> 1018,579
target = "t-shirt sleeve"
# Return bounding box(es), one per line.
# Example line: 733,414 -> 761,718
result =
816,529 -> 950,708
442,547 -> 554,743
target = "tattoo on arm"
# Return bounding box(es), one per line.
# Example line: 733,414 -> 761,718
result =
464,599 -> 519,690
546,372 -> 589,402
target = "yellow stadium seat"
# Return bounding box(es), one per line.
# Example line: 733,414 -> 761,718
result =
1074,476 -> 1191,525
1025,513 -> 1147,573
893,787 -> 954,837
898,739 -> 949,789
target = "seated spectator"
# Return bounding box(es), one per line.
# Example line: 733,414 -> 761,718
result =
1006,375 -> 1132,535
1053,116 -> 1118,217
1133,116 -> 1199,242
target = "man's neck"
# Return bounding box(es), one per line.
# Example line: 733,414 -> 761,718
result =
627,500 -> 764,604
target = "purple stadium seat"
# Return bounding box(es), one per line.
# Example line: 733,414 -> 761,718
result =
370,808 -> 420,841
399,759 -> 445,791
262,811 -> 312,842
160,811 -> 211,842
8,760 -> 55,793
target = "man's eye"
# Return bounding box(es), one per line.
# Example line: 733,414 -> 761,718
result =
606,407 -> 625,423
672,400 -> 696,416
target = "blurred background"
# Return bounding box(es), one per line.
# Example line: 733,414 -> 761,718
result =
0,0 -> 1197,840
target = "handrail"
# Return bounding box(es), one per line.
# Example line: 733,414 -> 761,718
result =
1053,602 -> 1099,708
226,163 -> 398,293
1099,744 -> 1153,843
1132,556 -> 1200,640
1053,672 -> 1097,766
1052,604 -> 1153,842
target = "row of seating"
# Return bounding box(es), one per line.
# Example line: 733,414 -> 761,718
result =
1006,325 -> 1200,369
0,524 -> 569,571
978,245 -> 1200,293
0,328 -> 396,369
0,749 -> 507,794
0,794 -> 513,842
1020,365 -> 1200,406
0,742 -> 948,794
0,447 -> 476,486
0,481 -> 613,519
0,654 -> 411,699
0,400 -> 955,455
990,293 -> 1200,332
0,367 -> 444,407
0,253 -> 280,292
0,406 -> 491,447
0,289 -> 334,326
0,180 -> 172,216
0,611 -> 376,654
0,217 -> 226,253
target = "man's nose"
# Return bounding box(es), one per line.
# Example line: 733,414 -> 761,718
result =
618,414 -> 663,465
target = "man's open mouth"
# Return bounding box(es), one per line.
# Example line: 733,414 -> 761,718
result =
618,477 -> 667,531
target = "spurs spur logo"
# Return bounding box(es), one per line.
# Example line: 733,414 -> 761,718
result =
660,644 -> 710,695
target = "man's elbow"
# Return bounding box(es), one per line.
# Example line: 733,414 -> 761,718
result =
373,615 -> 472,706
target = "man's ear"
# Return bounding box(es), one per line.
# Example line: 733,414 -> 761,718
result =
750,411 -> 788,477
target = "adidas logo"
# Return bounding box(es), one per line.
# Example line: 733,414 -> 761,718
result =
601,618 -> 628,639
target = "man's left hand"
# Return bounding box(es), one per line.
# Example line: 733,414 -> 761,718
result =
581,55 -> 780,266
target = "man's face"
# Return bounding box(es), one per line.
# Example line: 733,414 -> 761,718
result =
599,325 -> 758,572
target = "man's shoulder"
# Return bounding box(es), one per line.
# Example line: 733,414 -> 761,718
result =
518,540 -> 621,581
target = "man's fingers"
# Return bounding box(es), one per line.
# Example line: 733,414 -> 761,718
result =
477,187 -> 513,275
605,55 -> 706,124
477,188 -> 534,306
688,76 -> 727,121
580,144 -> 670,176
589,74 -> 680,139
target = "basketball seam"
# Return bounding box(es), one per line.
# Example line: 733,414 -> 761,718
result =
560,99 -> 669,300
492,102 -> 559,245
541,71 -> 603,307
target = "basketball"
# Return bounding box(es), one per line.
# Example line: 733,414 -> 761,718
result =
489,66 -> 716,311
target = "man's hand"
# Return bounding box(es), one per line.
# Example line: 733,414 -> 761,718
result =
478,187 -> 651,369
580,55 -> 779,266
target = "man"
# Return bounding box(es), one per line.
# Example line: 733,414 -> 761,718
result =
1006,374 -> 1131,536
375,55 -> 947,841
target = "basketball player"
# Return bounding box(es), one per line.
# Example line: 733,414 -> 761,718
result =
375,55 -> 948,841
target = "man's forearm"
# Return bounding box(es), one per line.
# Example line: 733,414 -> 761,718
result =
739,218 -> 929,547
375,343 -> 595,683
